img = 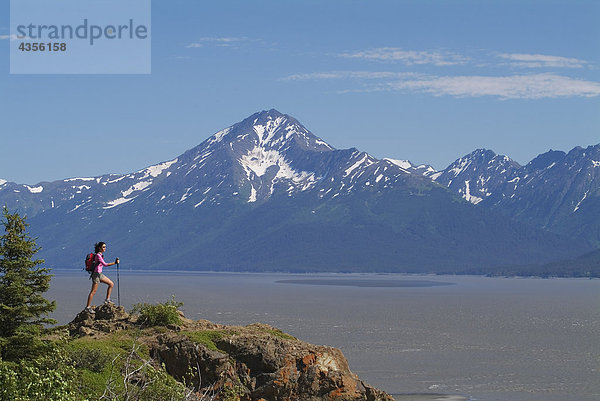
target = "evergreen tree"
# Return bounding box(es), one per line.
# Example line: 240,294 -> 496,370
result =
0,207 -> 56,360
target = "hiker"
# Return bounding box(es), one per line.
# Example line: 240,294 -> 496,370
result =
85,241 -> 119,313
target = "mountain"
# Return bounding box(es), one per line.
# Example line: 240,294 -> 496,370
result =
430,149 -> 522,205
432,145 -> 600,247
0,110 -> 591,274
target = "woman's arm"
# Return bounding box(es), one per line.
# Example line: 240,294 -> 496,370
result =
97,254 -> 119,267
106,257 -> 120,267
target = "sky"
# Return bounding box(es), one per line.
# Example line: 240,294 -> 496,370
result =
1,0 -> 599,185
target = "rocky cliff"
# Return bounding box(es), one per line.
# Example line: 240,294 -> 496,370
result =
67,303 -> 394,401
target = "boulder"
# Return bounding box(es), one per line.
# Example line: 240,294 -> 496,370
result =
68,303 -> 132,336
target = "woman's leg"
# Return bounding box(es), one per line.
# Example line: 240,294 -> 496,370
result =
100,275 -> 114,301
86,282 -> 99,308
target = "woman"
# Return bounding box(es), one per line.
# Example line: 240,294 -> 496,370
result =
85,242 -> 119,313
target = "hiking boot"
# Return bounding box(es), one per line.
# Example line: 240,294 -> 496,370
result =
84,307 -> 95,314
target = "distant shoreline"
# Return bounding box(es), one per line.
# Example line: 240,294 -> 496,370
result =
275,278 -> 455,288
392,395 -> 468,401
49,268 -> 598,280
391,395 -> 468,401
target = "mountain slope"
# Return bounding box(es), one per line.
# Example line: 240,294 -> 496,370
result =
0,110 -> 590,274
432,145 -> 600,246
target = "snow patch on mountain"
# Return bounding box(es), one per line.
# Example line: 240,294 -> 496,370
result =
143,158 -> 178,178
429,171 -> 443,180
384,158 -> 412,172
74,185 -> 91,193
248,185 -> 257,203
241,147 -> 282,177
64,177 -> 95,182
209,127 -> 233,144
239,146 -> 316,188
245,112 -> 334,152
314,138 -> 332,149
25,185 -> 43,193
253,116 -> 287,146
449,158 -> 471,177
104,196 -> 135,209
123,181 -> 152,197
574,190 -> 589,212
462,180 -> 483,205
416,165 -> 438,176
105,175 -> 127,185
0,179 -> 7,186
103,181 -> 152,209
177,188 -> 194,204
345,154 -> 373,177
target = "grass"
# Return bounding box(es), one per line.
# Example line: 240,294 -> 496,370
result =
181,329 -> 239,351
246,324 -> 297,341
259,328 -> 297,341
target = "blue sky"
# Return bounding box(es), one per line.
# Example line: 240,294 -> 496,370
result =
1,0 -> 599,184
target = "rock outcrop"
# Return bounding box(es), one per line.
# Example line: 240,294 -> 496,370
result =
68,303 -> 133,336
68,304 -> 394,401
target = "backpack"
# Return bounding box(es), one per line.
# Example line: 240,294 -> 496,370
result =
85,253 -> 97,274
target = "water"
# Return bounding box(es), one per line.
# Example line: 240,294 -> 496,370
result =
47,271 -> 600,401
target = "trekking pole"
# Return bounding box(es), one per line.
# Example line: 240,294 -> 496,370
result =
116,260 -> 121,307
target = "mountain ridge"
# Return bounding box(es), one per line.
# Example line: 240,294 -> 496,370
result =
1,109 -> 596,275
430,143 -> 600,247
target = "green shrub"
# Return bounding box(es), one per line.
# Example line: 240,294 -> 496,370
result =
65,332 -> 150,398
0,350 -> 82,401
131,298 -> 183,327
68,346 -> 112,373
137,364 -> 188,401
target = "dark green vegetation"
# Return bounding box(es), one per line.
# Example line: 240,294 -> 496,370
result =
484,248 -> 600,278
0,207 -> 56,361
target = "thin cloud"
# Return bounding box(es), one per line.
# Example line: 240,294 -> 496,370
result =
281,71 -> 423,81
186,36 -> 254,48
339,47 -> 469,66
498,53 -> 588,69
284,47 -> 599,99
383,73 -> 600,99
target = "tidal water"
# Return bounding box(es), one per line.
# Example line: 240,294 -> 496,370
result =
47,271 -> 599,401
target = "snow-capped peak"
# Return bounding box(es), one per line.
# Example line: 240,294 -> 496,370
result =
431,148 -> 521,205
241,109 -> 334,152
384,158 -> 413,170
198,109 -> 334,157
383,158 -> 438,177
